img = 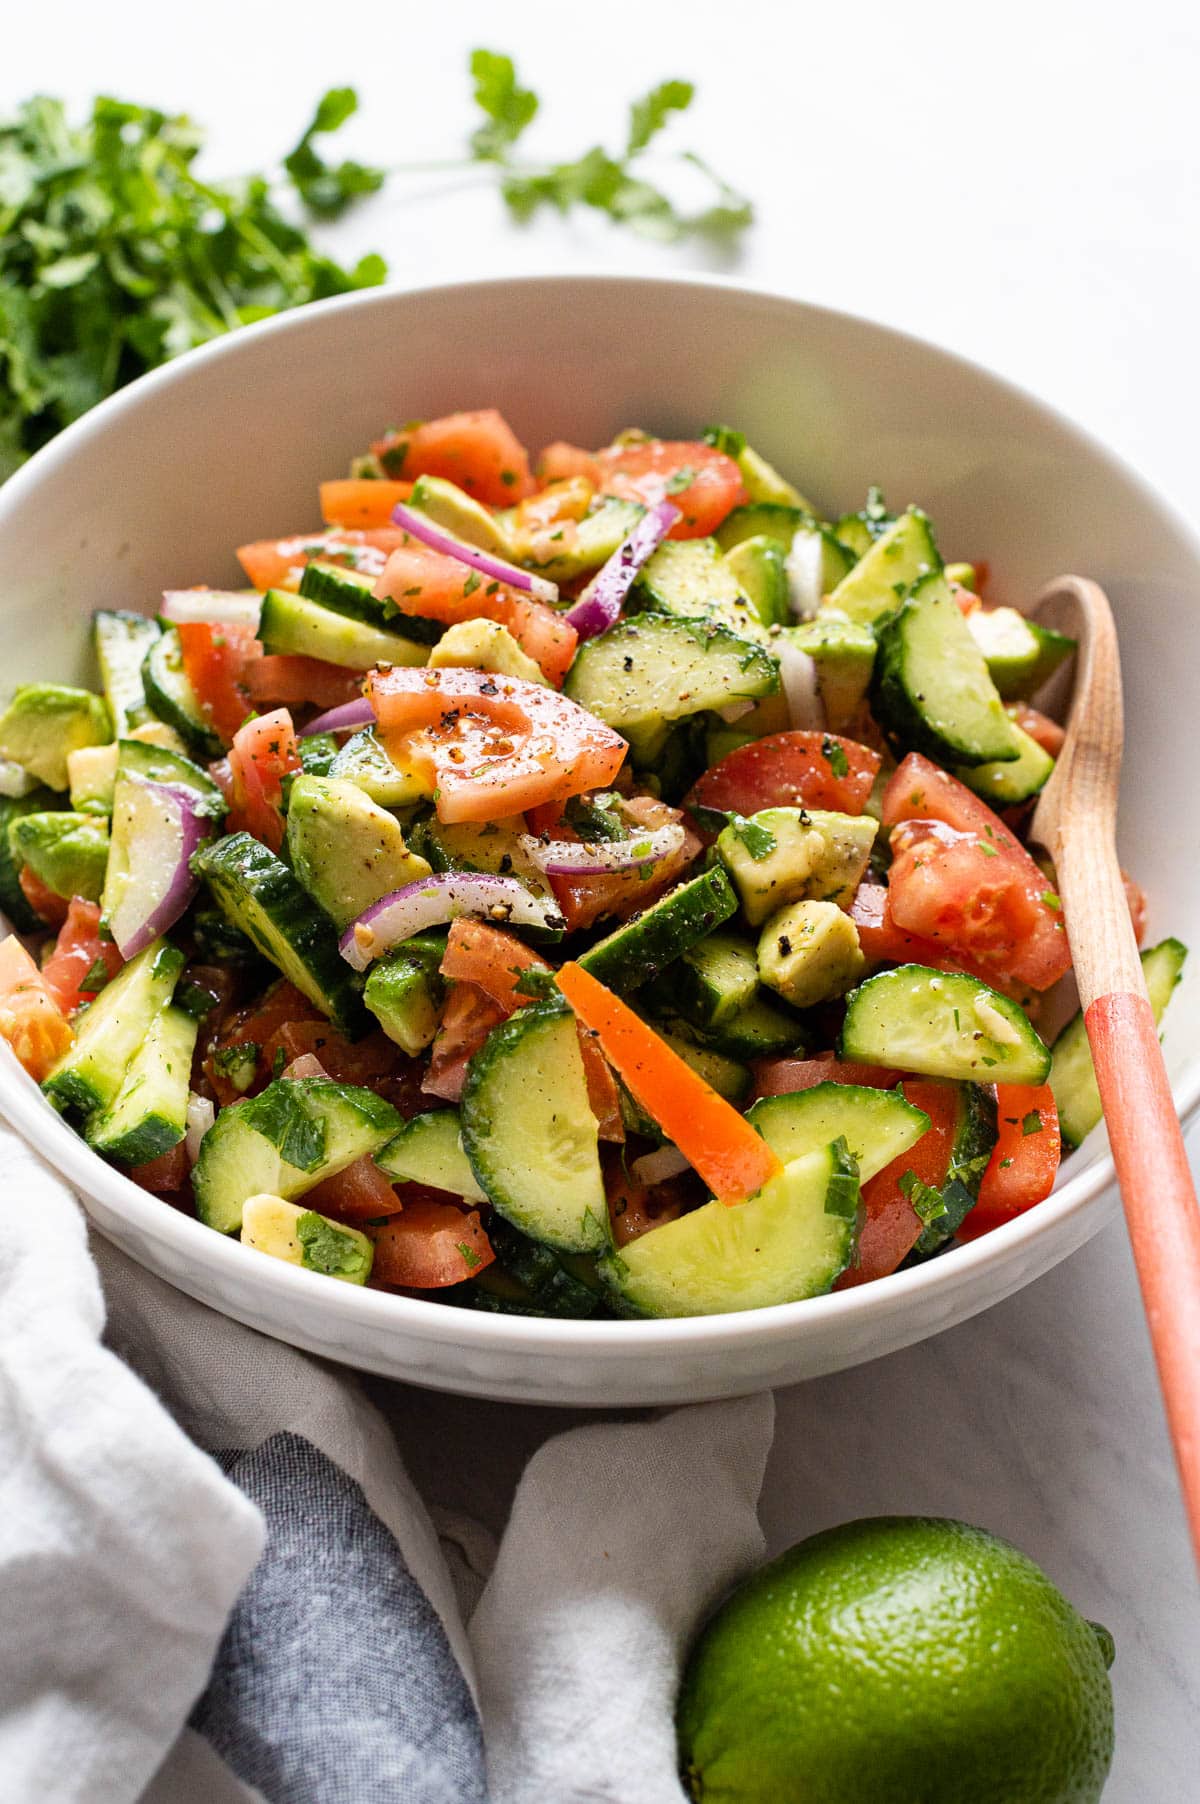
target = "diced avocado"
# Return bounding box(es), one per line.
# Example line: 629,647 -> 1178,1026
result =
781,615 -> 876,729
68,743 -> 119,815
508,497 -> 645,584
631,538 -> 767,641
736,443 -> 815,512
723,536 -> 790,629
427,617 -> 547,685
406,474 -> 511,555
286,775 -> 433,931
716,807 -> 877,926
0,787 -> 63,928
8,811 -> 109,901
0,684 -> 112,791
240,1193 -> 374,1284
757,900 -> 867,1008
965,605 -> 1076,701
330,727 -> 434,808
409,814 -> 561,938
822,508 -> 941,626
363,932 -> 447,1055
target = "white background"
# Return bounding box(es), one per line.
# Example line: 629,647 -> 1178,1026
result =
6,3 -> 1199,1796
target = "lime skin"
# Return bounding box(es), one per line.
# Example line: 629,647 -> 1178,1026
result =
676,1516 -> 1115,1804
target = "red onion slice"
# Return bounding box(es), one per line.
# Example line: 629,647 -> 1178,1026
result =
564,500 -> 681,641
161,590 -> 263,630
301,696 -> 376,738
105,775 -> 211,959
777,636 -> 825,731
339,872 -> 564,972
392,502 -> 559,605
517,823 -> 685,877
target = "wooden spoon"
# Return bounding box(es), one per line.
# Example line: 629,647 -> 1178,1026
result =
1030,574 -> 1200,1563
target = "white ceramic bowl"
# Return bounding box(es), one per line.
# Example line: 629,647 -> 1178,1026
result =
1,275 -> 1197,1406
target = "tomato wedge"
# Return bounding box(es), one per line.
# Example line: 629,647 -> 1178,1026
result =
373,539 -> 577,686
319,479 -> 413,529
245,656 -> 364,712
751,1052 -> 899,1098
537,441 -> 600,486
441,919 -> 549,1011
595,439 -> 746,539
128,1144 -> 189,1193
41,899 -> 124,1016
958,1083 -> 1060,1238
0,934 -> 73,1080
227,708 -> 301,853
177,621 -> 261,744
236,527 -> 408,593
686,730 -> 881,819
372,408 -> 535,506
17,864 -> 69,927
881,754 -> 1070,991
368,1191 -> 496,1287
305,1155 -> 403,1223
424,983 -> 507,1103
848,882 -> 1035,1004
836,1078 -> 961,1287
368,666 -> 626,824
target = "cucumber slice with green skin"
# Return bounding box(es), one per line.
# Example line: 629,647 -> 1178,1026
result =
376,1108 -> 485,1201
94,610 -> 160,736
956,724 -> 1055,806
478,1217 -> 600,1319
747,1081 -> 930,1183
0,684 -> 113,792
658,1029 -> 750,1102
0,787 -> 61,927
43,939 -> 185,1115
966,606 -> 1076,702
298,561 -> 443,647
908,1079 -> 997,1254
85,1003 -> 198,1166
871,573 -> 1023,767
191,832 -> 366,1036
840,964 -> 1051,1085
194,1077 -> 402,1235
9,811 -> 109,902
663,930 -> 760,1028
600,1139 -> 860,1318
631,539 -> 766,640
363,932 -> 447,1055
515,497 -> 646,584
723,536 -> 790,628
297,732 -> 341,779
258,589 -> 428,671
780,616 -> 875,729
1051,939 -> 1187,1148
241,1194 -> 374,1284
823,508 -> 940,626
832,514 -> 877,559
330,727 -> 432,808
671,993 -> 808,1060
142,629 -> 224,759
460,1001 -> 607,1253
117,737 -> 227,817
564,616 -> 779,737
715,503 -> 811,555
577,865 -> 739,993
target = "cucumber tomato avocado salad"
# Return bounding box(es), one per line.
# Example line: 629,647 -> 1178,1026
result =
0,411 -> 1185,1318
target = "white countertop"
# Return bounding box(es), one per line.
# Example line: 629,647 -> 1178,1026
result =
9,2 -> 1199,1793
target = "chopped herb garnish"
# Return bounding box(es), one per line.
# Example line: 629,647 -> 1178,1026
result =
1041,890 -> 1061,910
665,465 -> 698,494
730,814 -> 777,861
456,1242 -> 482,1270
462,569 -> 482,597
821,736 -> 850,779
702,424 -> 746,458
79,956 -> 111,995
1021,1110 -> 1044,1136
899,1169 -> 947,1225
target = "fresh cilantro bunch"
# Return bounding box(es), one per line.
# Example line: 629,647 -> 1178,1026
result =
0,54 -> 751,478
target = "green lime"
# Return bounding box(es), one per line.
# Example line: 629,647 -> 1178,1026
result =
677,1517 -> 1114,1803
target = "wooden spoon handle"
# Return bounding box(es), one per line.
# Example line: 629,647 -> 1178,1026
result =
1087,992 -> 1200,1563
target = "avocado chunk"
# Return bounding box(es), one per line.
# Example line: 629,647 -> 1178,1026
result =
0,684 -> 112,790
67,743 -> 119,815
8,810 -> 110,901
428,617 -> 547,685
286,775 -> 433,931
363,932 -> 447,1055
735,441 -> 815,512
717,807 -> 877,925
781,615 -> 876,729
407,474 -> 512,556
330,727 -> 435,808
758,900 -> 867,1008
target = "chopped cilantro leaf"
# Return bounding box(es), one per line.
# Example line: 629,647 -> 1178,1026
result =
731,814 -> 777,861
1021,1110 -> 1044,1136
899,1169 -> 947,1225
821,736 -> 850,779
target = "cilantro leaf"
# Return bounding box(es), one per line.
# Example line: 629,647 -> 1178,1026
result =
469,49 -> 539,161
297,1210 -> 371,1280
283,86 -> 385,218
899,1169 -> 947,1226
627,79 -> 694,155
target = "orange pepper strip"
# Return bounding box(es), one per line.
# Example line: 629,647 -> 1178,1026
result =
555,962 -> 782,1204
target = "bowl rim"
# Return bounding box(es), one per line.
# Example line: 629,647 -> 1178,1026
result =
3,268 -> 1198,1353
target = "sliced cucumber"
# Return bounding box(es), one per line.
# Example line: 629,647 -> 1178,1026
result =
480,1217 -> 601,1318
908,1079 -> 997,1253
460,1001 -> 606,1253
675,993 -> 807,1060
193,1077 -> 402,1235
564,616 -> 779,736
966,606 -> 1076,701
93,610 -> 160,736
43,939 -> 184,1115
658,1028 -> 750,1103
631,539 -> 765,639
298,560 -> 443,647
577,865 -> 738,993
330,726 -> 433,808
956,724 -> 1055,806
747,1080 -> 930,1183
241,1194 -> 374,1285
376,1108 -> 486,1202
1052,939 -> 1187,1148
668,930 -> 760,1028
723,536 -> 790,629
0,787 -> 62,928
363,932 -> 447,1055
191,832 -> 366,1036
871,573 -> 1023,767
116,737 -> 227,817
833,514 -> 876,559
85,1003 -> 198,1166
142,628 -> 224,759
600,1139 -> 860,1317
259,589 -> 428,671
823,508 -> 940,626
517,497 -> 646,584
840,964 -> 1051,1085
715,503 -> 810,555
